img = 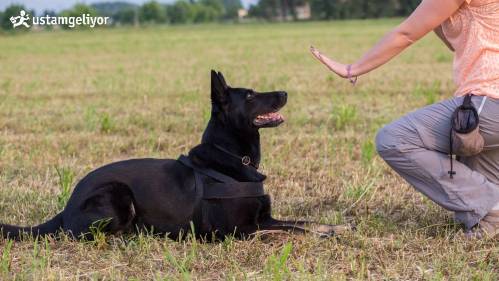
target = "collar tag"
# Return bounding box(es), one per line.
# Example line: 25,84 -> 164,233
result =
241,156 -> 251,166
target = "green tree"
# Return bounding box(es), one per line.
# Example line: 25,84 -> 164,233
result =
398,0 -> 419,16
366,0 -> 397,18
248,0 -> 308,21
310,0 -> 340,20
223,0 -> 243,19
167,1 -> 195,24
247,4 -> 262,18
193,4 -> 220,22
139,1 -> 167,24
61,4 -> 98,17
114,7 -> 138,25
309,0 -> 402,20
249,0 -> 280,20
344,0 -> 368,19
200,0 -> 224,16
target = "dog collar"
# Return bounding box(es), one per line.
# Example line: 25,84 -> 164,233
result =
211,144 -> 258,169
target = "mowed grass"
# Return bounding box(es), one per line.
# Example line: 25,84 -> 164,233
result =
0,20 -> 497,280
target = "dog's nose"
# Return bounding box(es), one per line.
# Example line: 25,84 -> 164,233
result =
279,92 -> 288,101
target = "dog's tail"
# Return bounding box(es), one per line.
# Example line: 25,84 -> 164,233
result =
0,212 -> 63,239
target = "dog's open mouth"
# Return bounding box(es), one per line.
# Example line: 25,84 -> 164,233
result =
253,112 -> 284,127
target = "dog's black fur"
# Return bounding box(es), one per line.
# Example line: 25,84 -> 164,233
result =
1,71 -> 339,240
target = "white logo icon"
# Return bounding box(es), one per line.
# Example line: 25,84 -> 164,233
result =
10,10 -> 31,28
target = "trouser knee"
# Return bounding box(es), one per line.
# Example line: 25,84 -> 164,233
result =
375,125 -> 397,157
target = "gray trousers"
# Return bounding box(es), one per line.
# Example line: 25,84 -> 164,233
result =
376,96 -> 499,229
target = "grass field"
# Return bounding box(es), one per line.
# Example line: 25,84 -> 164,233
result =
0,20 -> 497,280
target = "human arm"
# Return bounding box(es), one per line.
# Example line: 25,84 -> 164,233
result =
310,0 -> 464,78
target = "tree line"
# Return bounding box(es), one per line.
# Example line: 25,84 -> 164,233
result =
0,0 -> 242,30
0,0 -> 419,30
249,0 -> 420,20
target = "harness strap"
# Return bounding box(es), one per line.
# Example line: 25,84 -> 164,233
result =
191,171 -> 204,226
203,182 -> 264,199
177,155 -> 265,199
178,155 -> 237,183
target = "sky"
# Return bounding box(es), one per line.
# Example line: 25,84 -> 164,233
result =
0,0 -> 258,13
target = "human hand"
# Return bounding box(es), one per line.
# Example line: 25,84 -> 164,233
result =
309,46 -> 348,78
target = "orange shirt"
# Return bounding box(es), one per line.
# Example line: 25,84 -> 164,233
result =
442,0 -> 499,98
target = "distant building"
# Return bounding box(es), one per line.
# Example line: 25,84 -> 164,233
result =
272,2 -> 311,21
238,9 -> 248,19
295,3 -> 311,20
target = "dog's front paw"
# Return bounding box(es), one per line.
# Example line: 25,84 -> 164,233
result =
312,223 -> 355,238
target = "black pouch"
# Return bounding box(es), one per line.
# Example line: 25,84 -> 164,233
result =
448,94 -> 485,178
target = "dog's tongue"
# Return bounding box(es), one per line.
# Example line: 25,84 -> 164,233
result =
254,112 -> 284,126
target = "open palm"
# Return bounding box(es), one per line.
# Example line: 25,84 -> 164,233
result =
309,46 -> 348,78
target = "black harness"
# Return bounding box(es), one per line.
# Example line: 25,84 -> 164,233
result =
177,155 -> 265,199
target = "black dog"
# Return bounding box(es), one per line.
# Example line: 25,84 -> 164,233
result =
1,71 -> 342,240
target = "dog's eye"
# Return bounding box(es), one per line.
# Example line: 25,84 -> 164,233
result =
246,92 -> 255,101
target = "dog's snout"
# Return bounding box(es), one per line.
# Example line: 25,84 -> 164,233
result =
279,91 -> 288,103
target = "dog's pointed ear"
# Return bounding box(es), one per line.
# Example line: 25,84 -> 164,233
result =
211,70 -> 228,110
217,71 -> 228,88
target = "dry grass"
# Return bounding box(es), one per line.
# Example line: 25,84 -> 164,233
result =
0,20 -> 497,280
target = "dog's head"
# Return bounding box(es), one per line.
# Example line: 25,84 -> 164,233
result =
210,70 -> 287,132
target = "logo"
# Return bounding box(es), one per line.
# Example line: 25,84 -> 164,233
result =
9,10 -> 110,29
10,10 -> 31,28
